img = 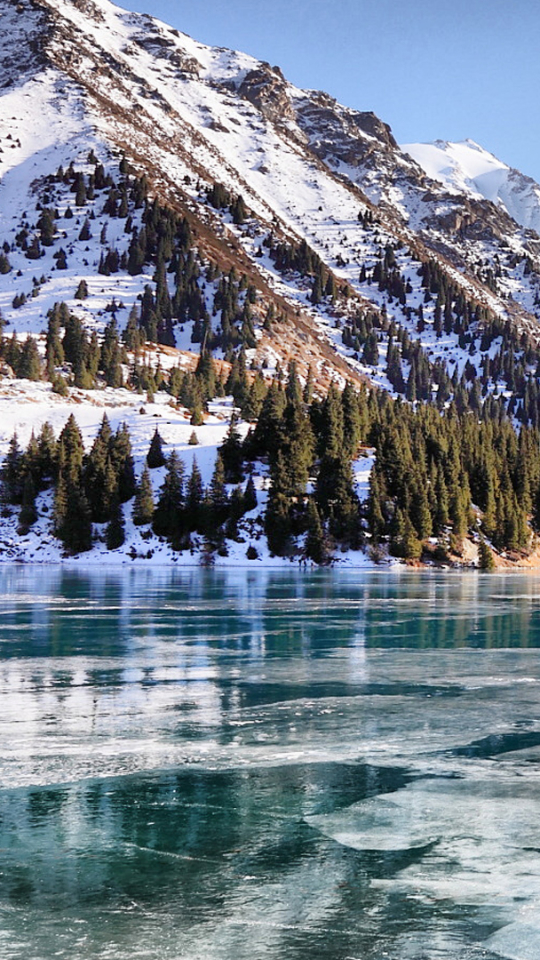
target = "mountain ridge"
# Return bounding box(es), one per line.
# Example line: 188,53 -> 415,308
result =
403,138 -> 540,236
3,0 -> 540,365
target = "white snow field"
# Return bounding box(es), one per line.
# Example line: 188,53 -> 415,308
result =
403,139 -> 540,234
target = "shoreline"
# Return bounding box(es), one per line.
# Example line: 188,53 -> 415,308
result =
1,553 -> 539,573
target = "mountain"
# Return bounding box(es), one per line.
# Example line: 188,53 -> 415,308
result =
2,0 -> 540,567
3,0 -> 540,377
403,139 -> 540,235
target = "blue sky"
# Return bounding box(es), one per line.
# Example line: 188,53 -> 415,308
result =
116,0 -> 540,183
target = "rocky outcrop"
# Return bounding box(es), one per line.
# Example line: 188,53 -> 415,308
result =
238,63 -> 295,125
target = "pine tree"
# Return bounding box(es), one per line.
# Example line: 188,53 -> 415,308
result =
55,248 -> 68,270
63,312 -> 88,380
22,432 -> 40,486
410,478 -> 432,540
342,382 -> 363,457
46,309 -> 65,376
102,458 -> 119,523
54,474 -> 92,554
265,451 -> 292,555
482,475 -> 497,540
317,385 -> 345,459
123,305 -> 143,352
101,318 -> 123,388
190,403 -> 204,426
478,537 -> 496,570
433,467 -> 450,533
133,467 -> 154,525
78,220 -> 92,243
18,474 -> 37,532
220,414 -> 243,483
231,194 -> 247,224
35,422 -> 57,487
206,453 -> 229,529
389,508 -> 406,557
186,459 -> 204,532
401,513 -> 423,560
303,365 -> 314,405
153,451 -> 185,544
37,208 -> 56,246
18,336 -> 42,381
226,486 -> 244,538
265,488 -> 292,555
146,428 -> 166,468
74,172 -> 87,206
362,331 -> 379,366
0,433 -> 25,504
106,498 -> 125,549
243,475 -> 257,513
58,415 -> 85,477
250,382 -> 286,459
367,468 -> 386,542
280,401 -> 314,499
111,423 -> 136,503
84,415 -> 114,522
305,499 -> 326,564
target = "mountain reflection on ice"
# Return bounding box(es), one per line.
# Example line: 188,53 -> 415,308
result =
1,567 -> 540,959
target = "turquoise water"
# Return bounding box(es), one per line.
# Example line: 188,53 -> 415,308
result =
2,568 -> 540,958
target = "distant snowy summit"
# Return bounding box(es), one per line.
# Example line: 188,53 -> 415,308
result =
402,139 -> 540,235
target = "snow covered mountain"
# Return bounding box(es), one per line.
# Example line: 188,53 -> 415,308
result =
403,139 -> 540,236
2,0 -> 540,361
2,0 -> 540,567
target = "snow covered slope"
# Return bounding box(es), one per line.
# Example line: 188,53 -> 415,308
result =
2,0 -> 540,395
403,139 -> 540,235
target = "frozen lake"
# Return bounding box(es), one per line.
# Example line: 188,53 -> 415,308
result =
2,567 -> 540,958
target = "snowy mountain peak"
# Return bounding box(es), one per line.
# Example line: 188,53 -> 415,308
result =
403,138 -> 540,234
3,0 -> 540,406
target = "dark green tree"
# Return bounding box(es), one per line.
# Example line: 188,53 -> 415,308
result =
18,474 -> 38,532
305,499 -> 326,564
153,451 -> 185,545
18,336 -> 42,381
220,414 -> 243,483
0,433 -> 25,504
147,428 -> 166,468
106,498 -> 125,550
133,467 -> 154,525
186,458 -> 204,531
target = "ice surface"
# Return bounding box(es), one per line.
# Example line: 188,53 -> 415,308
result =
307,794 -> 439,850
2,569 -> 540,957
486,922 -> 540,960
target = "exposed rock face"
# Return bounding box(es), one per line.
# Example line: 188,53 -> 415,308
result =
237,63 -> 295,124
296,92 -> 398,167
0,0 -> 50,86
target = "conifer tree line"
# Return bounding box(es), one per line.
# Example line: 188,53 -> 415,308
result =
5,156 -> 262,358
337,245 -> 540,427
253,224 -> 540,430
7,154 -> 540,437
244,369 -> 540,563
0,414 -> 257,556
1,364 -> 540,560
0,307 -> 262,429
263,234 -> 346,305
